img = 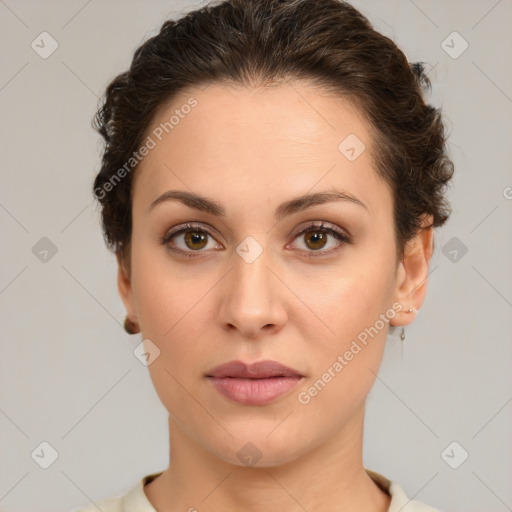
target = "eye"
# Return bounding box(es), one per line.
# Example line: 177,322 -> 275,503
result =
161,221 -> 351,259
288,221 -> 351,257
161,223 -> 222,258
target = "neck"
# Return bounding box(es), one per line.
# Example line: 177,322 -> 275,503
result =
144,405 -> 391,512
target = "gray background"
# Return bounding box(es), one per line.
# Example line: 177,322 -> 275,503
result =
1,0 -> 511,511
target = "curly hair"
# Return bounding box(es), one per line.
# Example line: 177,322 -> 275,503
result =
92,0 -> 454,266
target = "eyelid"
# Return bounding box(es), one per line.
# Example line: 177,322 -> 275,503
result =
162,222 -> 220,241
289,220 -> 350,242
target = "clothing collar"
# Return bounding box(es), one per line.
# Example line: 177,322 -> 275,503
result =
122,468 -> 428,512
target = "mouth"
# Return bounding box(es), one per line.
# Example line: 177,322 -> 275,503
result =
206,360 -> 305,405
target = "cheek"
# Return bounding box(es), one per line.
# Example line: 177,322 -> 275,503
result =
295,274 -> 392,418
130,243 -> 202,334
295,255 -> 396,404
130,247 -> 214,378
300,256 -> 395,340
133,266 -> 210,420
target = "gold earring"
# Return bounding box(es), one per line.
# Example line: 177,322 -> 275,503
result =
123,316 -> 140,335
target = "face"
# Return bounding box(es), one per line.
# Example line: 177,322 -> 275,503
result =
117,80 -> 432,467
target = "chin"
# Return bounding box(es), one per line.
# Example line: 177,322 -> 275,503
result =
206,431 -> 312,469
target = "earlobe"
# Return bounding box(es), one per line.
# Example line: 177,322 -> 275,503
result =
390,215 -> 434,327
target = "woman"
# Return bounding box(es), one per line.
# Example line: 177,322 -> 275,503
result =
77,0 -> 454,510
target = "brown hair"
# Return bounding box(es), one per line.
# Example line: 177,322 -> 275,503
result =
92,0 -> 454,266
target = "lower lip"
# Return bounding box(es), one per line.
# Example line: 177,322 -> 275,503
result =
208,376 -> 303,405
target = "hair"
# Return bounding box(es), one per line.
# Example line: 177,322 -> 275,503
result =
92,0 -> 454,268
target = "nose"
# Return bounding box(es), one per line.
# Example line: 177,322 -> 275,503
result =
218,247 -> 288,340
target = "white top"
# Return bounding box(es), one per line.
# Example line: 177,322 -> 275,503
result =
71,469 -> 443,512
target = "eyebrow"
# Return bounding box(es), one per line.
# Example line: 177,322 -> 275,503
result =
149,188 -> 368,220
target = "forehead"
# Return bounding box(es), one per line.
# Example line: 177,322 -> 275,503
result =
132,80 -> 391,219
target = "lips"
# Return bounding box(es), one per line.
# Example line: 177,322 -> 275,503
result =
206,360 -> 304,405
206,360 -> 304,379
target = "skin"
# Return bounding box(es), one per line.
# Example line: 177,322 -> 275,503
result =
116,80 -> 434,512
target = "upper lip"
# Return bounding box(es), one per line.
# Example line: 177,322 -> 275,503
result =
207,360 -> 304,379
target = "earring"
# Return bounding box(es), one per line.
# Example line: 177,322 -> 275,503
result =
124,316 -> 140,335
400,307 -> 417,342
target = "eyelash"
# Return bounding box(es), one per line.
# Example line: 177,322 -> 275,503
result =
160,222 -> 351,259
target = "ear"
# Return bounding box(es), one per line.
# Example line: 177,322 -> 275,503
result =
390,214 -> 434,327
116,251 -> 138,322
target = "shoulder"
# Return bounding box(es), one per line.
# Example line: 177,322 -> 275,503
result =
69,471 -> 162,512
366,468 -> 444,512
388,480 -> 444,512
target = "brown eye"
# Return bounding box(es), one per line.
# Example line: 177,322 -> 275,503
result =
183,230 -> 208,250
291,222 -> 351,257
303,230 -> 328,250
161,223 -> 222,257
